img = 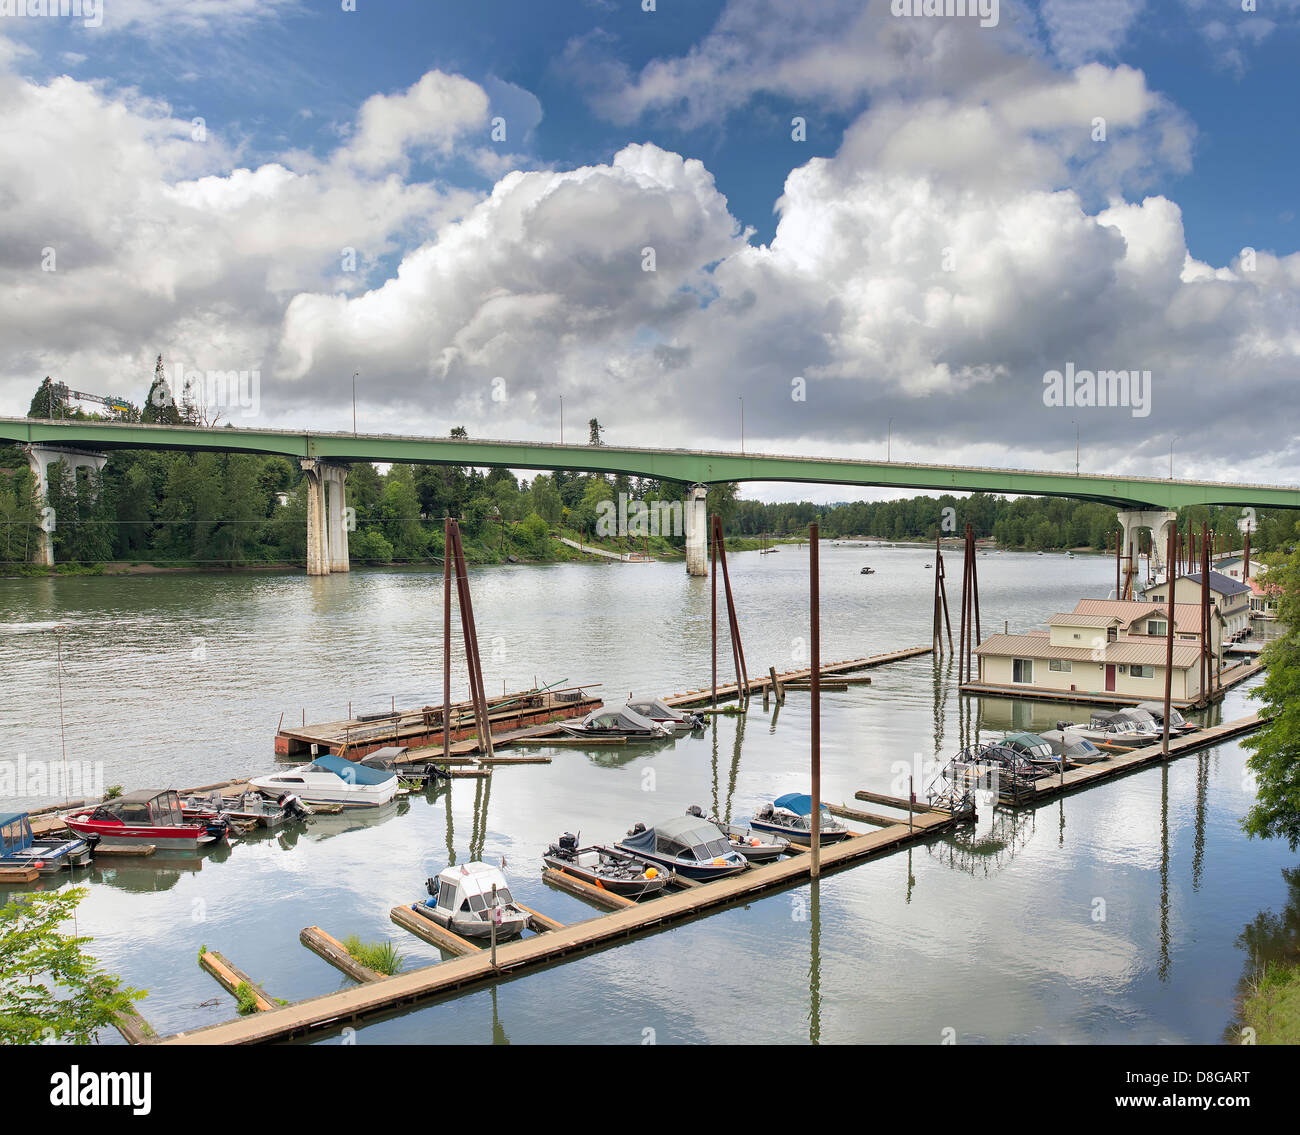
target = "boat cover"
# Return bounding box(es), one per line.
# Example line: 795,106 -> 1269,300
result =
626,697 -> 684,720
308,753 -> 395,786
773,793 -> 830,816
622,816 -> 731,858
578,704 -> 661,732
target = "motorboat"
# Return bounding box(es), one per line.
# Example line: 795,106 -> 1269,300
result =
1065,711 -> 1157,748
1000,732 -> 1062,768
249,753 -> 398,806
65,789 -> 226,850
543,832 -> 668,898
615,815 -> 748,880
182,789 -> 309,830
860,566 -> 875,575
687,806 -> 789,862
1135,702 -> 1198,736
1039,729 -> 1108,764
0,812 -> 91,874
750,793 -> 851,846
558,703 -> 673,740
943,743 -> 1053,792
416,862 -> 530,940
624,696 -> 706,734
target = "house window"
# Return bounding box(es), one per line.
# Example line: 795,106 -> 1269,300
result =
1147,620 -> 1167,636
1072,633 -> 1081,640
1012,658 -> 1034,684
1049,659 -> 1071,673
1107,627 -> 1118,641
1131,664 -> 1154,678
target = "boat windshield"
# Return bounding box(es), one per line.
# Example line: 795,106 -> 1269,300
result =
694,838 -> 732,860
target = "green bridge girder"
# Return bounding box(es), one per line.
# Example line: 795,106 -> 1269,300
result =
2,417 -> 1297,511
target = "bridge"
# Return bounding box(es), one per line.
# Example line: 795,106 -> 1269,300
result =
4,417 -> 1298,574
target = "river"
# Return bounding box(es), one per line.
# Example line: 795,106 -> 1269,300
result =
1,544 -> 1293,1044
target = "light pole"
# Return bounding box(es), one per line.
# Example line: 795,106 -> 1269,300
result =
1073,420 -> 1079,475
887,417 -> 893,463
352,372 -> 358,436
1169,437 -> 1178,480
739,396 -> 744,453
559,394 -> 564,444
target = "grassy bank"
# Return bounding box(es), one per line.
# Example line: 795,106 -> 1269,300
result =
1238,961 -> 1300,1044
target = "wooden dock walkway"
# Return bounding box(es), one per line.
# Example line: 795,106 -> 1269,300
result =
161,806 -> 956,1045
1017,713 -> 1265,805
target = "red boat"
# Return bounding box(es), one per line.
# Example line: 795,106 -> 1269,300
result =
65,789 -> 225,850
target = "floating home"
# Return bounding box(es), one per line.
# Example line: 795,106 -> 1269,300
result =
1140,570 -> 1252,640
972,597 -> 1224,706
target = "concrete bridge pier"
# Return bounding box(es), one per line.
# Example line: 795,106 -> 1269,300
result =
684,484 -> 709,577
1117,508 -> 1177,589
23,444 -> 109,567
301,459 -> 350,576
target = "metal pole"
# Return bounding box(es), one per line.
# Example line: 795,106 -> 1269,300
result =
711,515 -> 718,709
443,517 -> 452,763
352,372 -> 358,436
1162,524 -> 1176,759
810,521 -> 821,880
887,418 -> 893,462
490,883 -> 498,968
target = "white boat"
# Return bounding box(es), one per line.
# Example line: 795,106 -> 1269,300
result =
625,696 -> 705,734
416,862 -> 530,940
250,753 -> 397,807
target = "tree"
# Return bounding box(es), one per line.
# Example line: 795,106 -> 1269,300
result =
588,418 -> 604,447
141,355 -> 181,426
0,887 -> 144,1044
1243,533 -> 1300,849
28,376 -> 67,419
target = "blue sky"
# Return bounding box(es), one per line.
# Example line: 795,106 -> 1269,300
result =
2,0 -> 1298,485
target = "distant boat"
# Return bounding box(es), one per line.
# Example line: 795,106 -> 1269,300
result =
1,812 -> 91,874
759,532 -> 779,554
860,566 -> 875,575
924,563 -> 933,569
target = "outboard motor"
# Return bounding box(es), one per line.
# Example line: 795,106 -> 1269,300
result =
277,792 -> 309,821
425,876 -> 439,898
688,714 -> 707,730
756,803 -> 774,820
627,822 -> 646,836
558,832 -> 579,855
686,804 -> 704,818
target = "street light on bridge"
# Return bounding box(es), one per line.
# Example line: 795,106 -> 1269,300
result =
1169,437 -> 1178,480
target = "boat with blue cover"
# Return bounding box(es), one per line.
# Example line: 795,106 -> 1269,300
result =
750,793 -> 851,846
0,812 -> 91,874
614,815 -> 748,880
250,753 -> 398,806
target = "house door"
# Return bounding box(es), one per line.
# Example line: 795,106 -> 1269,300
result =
1105,665 -> 1116,692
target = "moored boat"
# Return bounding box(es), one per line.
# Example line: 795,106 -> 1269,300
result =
1039,729 -> 1108,764
249,753 -> 398,806
543,832 -> 667,898
65,789 -> 225,850
687,806 -> 790,861
559,703 -> 673,740
750,793 -> 851,846
416,862 -> 530,940
1135,702 -> 1198,736
0,812 -> 91,874
625,697 -> 706,734
615,815 -> 748,880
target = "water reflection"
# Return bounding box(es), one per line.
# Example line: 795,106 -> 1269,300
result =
808,878 -> 821,1046
708,713 -> 745,823
1224,866 -> 1300,1041
928,805 -> 1038,877
1159,763 -> 1170,983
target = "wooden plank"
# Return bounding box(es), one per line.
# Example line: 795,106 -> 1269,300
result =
113,1006 -> 158,1046
825,804 -> 899,827
0,865 -> 39,883
92,844 -> 156,856
163,812 -> 957,1047
514,902 -> 565,933
199,950 -> 276,1013
389,904 -> 482,956
475,755 -> 552,765
542,867 -> 637,910
853,790 -> 918,810
300,926 -> 386,984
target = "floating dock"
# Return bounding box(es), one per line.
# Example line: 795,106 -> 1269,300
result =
959,659 -> 1262,710
161,802 -> 956,1045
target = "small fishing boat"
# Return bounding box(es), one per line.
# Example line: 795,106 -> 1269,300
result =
0,812 -> 91,874
1000,731 -> 1062,768
543,832 -> 667,898
183,789 -> 309,830
559,703 -> 673,740
750,793 -> 851,846
65,789 -> 225,850
1039,729 -> 1108,764
249,753 -> 398,806
924,563 -> 932,569
416,862 -> 530,940
625,696 -> 706,734
616,815 -> 748,880
1065,710 -> 1157,748
686,806 -> 789,862
860,566 -> 875,575
1135,702 -> 1198,736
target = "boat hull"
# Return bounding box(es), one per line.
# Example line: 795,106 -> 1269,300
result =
413,902 -> 528,941
247,774 -> 397,807
64,815 -> 214,849
542,852 -> 667,898
748,819 -> 851,847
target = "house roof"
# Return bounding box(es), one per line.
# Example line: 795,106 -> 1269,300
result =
975,633 -> 1202,669
1072,598 -> 1219,634
1184,570 -> 1251,597
1048,613 -> 1123,628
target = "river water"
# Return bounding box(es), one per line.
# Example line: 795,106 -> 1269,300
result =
1,545 -> 1294,1044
